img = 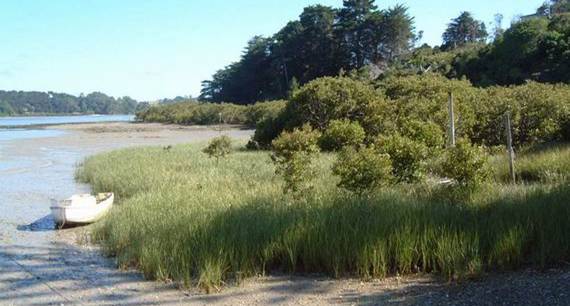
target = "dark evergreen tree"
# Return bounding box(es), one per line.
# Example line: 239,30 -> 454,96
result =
443,12 -> 488,49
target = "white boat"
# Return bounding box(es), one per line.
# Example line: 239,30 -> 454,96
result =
50,193 -> 114,226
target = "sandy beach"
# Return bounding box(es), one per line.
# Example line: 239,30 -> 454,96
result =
1,122 -> 568,306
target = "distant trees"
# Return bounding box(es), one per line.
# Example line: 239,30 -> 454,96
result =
442,12 -> 488,49
537,0 -> 570,16
455,14 -> 570,85
200,0 -> 417,104
200,1 -> 569,104
0,100 -> 15,116
0,90 -> 139,115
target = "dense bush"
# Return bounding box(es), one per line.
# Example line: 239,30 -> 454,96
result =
137,100 -> 287,127
271,124 -> 321,195
400,119 -> 446,152
375,134 -> 429,183
456,16 -> 570,86
244,100 -> 287,126
320,119 -> 366,151
378,74 -> 570,147
202,135 -> 233,162
141,74 -> 570,149
378,73 -> 480,141
441,139 -> 491,186
248,106 -> 292,150
287,77 -> 387,131
137,102 -> 246,125
332,146 -> 392,194
476,83 -> 570,146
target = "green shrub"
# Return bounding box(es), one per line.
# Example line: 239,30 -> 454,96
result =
320,119 -> 366,151
375,134 -> 429,183
248,107 -> 292,149
471,83 -> 570,146
332,146 -> 393,194
244,100 -> 287,127
271,124 -> 321,195
287,77 -> 387,131
377,74 -> 480,141
400,120 -> 446,151
202,135 -> 233,162
441,139 -> 491,186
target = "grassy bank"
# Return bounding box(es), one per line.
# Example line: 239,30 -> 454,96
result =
77,142 -> 570,291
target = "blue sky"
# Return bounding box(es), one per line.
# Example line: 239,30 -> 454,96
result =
0,0 -> 544,101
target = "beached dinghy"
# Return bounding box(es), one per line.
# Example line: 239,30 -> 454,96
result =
50,193 -> 114,225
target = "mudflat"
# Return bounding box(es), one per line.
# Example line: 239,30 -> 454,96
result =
0,122 -> 568,306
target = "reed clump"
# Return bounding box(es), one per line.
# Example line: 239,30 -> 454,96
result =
77,142 -> 570,291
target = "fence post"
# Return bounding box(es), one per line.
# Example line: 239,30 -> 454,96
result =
448,92 -> 456,147
505,112 -> 516,183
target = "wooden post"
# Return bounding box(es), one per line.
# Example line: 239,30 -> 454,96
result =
218,112 -> 223,134
448,92 -> 456,147
505,112 -> 516,184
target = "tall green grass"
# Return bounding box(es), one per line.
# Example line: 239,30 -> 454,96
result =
492,143 -> 570,183
77,143 -> 570,291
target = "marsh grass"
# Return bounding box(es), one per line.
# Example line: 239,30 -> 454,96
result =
492,143 -> 570,183
77,143 -> 570,291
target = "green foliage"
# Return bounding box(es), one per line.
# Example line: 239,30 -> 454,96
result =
493,143 -> 570,183
288,77 -> 386,131
320,119 -> 366,151
248,102 -> 292,149
378,73 -> 480,141
0,100 -> 14,116
137,100 -> 287,127
79,144 -> 570,290
375,134 -> 429,183
332,146 -> 392,194
400,120 -> 446,151
378,74 -> 570,147
244,100 -> 287,127
202,136 -> 233,161
271,124 -> 321,195
144,73 -> 570,150
200,2 -> 416,104
454,15 -> 570,86
442,12 -> 488,50
0,90 -> 138,115
441,139 -> 491,186
473,82 -> 570,146
137,102 -> 246,125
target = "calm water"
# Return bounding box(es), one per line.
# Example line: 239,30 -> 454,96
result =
0,115 -> 134,143
0,114 -> 134,127
0,115 -> 133,241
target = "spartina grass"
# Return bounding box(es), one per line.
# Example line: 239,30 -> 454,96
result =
78,142 -> 570,290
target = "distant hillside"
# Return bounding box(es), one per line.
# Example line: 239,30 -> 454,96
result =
0,90 -> 143,116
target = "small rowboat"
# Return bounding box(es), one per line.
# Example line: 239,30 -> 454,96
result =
50,193 -> 114,226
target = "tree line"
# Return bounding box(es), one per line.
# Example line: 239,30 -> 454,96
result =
199,0 -> 417,104
0,90 -> 143,116
200,0 -> 570,104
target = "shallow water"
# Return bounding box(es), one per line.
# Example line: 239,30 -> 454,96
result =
0,114 -> 134,127
0,115 -> 132,242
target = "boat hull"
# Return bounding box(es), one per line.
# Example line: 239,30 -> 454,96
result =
50,193 -> 114,225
